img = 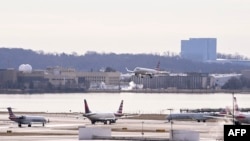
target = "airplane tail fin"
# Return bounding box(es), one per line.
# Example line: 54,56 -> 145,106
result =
233,97 -> 240,112
114,100 -> 124,117
117,100 -> 123,114
7,107 -> 16,118
222,97 -> 240,116
225,106 -> 232,115
84,99 -> 91,114
155,61 -> 160,71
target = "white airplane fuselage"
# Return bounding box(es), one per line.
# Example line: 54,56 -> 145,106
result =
7,107 -> 46,127
11,115 -> 46,125
83,112 -> 117,125
166,113 -> 214,122
84,112 -> 116,122
235,113 -> 250,124
83,99 -> 117,124
128,67 -> 168,78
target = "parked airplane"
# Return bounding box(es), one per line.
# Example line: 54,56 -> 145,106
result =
166,112 -> 218,123
166,97 -> 250,124
83,99 -> 117,125
7,107 -> 47,127
114,100 -> 124,118
126,61 -> 169,78
114,100 -> 140,119
230,97 -> 250,125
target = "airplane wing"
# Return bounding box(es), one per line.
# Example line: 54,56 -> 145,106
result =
145,72 -> 153,75
203,114 -> 233,122
74,115 -> 86,120
116,113 -> 141,119
99,117 -> 117,121
144,72 -> 154,78
125,67 -> 134,73
83,113 -> 96,117
157,71 -> 169,75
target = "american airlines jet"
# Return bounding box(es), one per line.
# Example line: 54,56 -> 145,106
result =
7,107 -> 47,127
83,99 -> 117,125
126,61 -> 169,78
114,100 -> 124,118
166,112 -> 217,123
114,100 -> 140,118
230,97 -> 250,125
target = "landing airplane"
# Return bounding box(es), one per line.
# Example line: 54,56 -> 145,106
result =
126,61 -> 169,78
83,99 -> 117,125
166,112 -> 218,123
7,107 -> 47,127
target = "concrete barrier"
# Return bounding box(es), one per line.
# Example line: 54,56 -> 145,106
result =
78,126 -> 111,140
170,130 -> 199,141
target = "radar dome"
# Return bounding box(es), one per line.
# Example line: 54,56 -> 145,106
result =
18,64 -> 32,73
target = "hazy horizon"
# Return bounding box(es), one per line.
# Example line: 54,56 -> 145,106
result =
1,0 -> 250,56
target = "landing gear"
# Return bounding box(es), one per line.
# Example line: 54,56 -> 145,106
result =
104,121 -> 108,125
103,121 -> 112,125
91,121 -> 96,124
234,121 -> 241,125
18,123 -> 22,127
42,123 -> 45,127
28,124 -> 31,127
197,120 -> 206,123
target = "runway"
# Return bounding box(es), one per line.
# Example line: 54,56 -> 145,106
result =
0,112 -> 225,141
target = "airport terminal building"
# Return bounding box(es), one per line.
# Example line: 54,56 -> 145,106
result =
0,65 -> 247,93
0,66 -> 121,93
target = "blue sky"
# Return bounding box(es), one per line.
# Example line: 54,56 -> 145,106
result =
0,0 -> 250,56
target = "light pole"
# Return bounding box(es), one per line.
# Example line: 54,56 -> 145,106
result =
232,92 -> 235,125
167,108 -> 173,140
141,121 -> 144,137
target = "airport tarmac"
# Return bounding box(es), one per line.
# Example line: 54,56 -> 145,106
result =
0,112 -> 225,141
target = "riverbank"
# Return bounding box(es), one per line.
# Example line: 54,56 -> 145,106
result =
0,111 -> 166,120
88,89 -> 245,94
0,88 -> 247,94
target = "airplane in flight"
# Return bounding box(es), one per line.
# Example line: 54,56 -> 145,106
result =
7,107 -> 47,127
83,99 -> 117,125
126,61 -> 169,78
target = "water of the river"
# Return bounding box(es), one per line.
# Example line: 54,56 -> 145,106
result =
0,93 -> 249,114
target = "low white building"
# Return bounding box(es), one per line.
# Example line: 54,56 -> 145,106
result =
210,73 -> 242,88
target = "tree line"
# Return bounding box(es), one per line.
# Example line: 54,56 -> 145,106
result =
0,48 -> 249,73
